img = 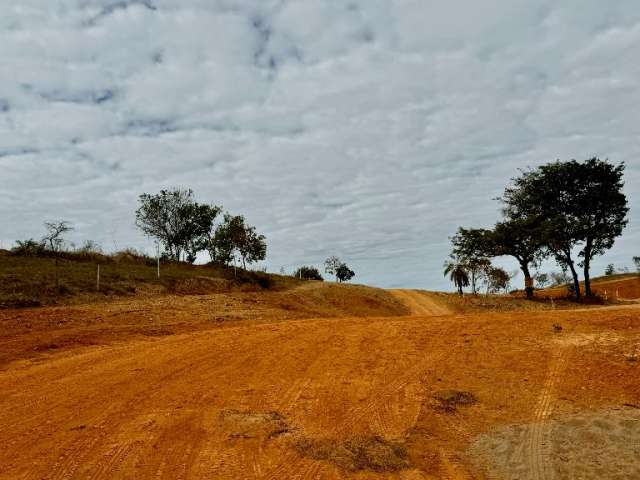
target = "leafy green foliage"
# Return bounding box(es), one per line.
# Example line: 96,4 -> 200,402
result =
443,257 -> 470,296
135,188 -> 221,262
336,263 -> 355,283
293,266 -> 324,281
12,239 -> 47,256
484,266 -> 511,294
206,214 -> 267,268
499,158 -> 628,299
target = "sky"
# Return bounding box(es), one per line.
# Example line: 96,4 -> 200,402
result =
1,0 -> 639,290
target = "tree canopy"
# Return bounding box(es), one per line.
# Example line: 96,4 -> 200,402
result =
135,189 -> 220,262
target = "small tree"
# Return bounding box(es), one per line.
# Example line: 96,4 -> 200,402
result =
12,239 -> 46,256
294,266 -> 324,281
534,272 -> 550,289
633,256 -> 640,273
336,263 -> 355,283
444,257 -> 470,296
324,256 -> 342,281
206,214 -> 266,268
42,221 -> 74,289
605,263 -> 615,276
484,266 -> 511,294
450,228 -> 493,294
550,271 -> 571,287
135,188 -> 220,262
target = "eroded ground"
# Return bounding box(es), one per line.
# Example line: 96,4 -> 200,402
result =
0,286 -> 638,479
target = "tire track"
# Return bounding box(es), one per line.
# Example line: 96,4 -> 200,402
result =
261,321 -> 460,480
525,345 -> 570,480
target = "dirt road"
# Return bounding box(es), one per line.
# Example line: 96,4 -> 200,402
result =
0,291 -> 638,479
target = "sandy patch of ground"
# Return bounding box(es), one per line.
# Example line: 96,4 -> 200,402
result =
471,407 -> 640,479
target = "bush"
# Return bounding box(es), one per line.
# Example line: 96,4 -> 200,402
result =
293,266 -> 324,281
11,239 -> 47,257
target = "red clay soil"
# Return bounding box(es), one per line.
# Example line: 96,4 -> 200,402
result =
0,284 -> 638,479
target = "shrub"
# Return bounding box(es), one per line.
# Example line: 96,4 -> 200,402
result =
12,239 -> 47,256
293,266 -> 324,281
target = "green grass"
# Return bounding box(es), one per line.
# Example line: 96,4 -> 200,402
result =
0,250 -> 299,308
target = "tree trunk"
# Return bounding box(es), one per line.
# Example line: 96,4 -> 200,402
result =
471,270 -> 476,295
567,261 -> 581,301
521,263 -> 533,299
583,241 -> 592,297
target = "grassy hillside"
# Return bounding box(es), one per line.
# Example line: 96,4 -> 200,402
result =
0,249 -> 299,308
543,273 -> 640,300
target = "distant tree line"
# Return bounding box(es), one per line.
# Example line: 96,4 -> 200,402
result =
447,158 -> 629,300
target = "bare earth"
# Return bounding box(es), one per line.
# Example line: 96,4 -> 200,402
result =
0,285 -> 638,479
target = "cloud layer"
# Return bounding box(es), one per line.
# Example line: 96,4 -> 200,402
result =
1,1 -> 639,289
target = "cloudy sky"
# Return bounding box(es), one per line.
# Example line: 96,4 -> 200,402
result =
1,1 -> 639,289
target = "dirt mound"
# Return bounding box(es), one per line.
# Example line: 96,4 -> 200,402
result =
220,409 -> 291,439
433,390 -> 478,413
295,435 -> 410,472
390,289 -> 451,315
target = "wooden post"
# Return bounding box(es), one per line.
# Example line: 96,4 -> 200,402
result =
156,243 -> 160,279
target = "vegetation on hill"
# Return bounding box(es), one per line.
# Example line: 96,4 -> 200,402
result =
0,248 -> 294,309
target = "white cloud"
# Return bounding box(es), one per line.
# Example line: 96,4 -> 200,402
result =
0,0 -> 639,288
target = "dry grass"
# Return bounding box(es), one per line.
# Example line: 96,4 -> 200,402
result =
0,250 -> 299,308
295,436 -> 410,472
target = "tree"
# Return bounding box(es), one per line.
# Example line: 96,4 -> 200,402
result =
534,272 -> 550,289
444,257 -> 470,296
42,221 -> 74,290
206,214 -> 266,268
336,263 -> 355,283
572,159 -> 628,296
605,263 -> 615,276
135,188 -> 220,262
484,266 -> 511,294
550,271 -> 571,287
238,225 -> 267,269
634,256 -> 640,273
293,266 -> 324,281
450,228 -> 493,294
324,256 -> 342,282
488,217 -> 547,299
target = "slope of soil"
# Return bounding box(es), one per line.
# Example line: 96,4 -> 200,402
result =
0,282 -> 408,366
390,289 -> 452,316
0,291 -> 638,479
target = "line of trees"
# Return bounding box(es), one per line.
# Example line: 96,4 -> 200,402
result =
446,158 -> 629,300
135,188 -> 267,268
